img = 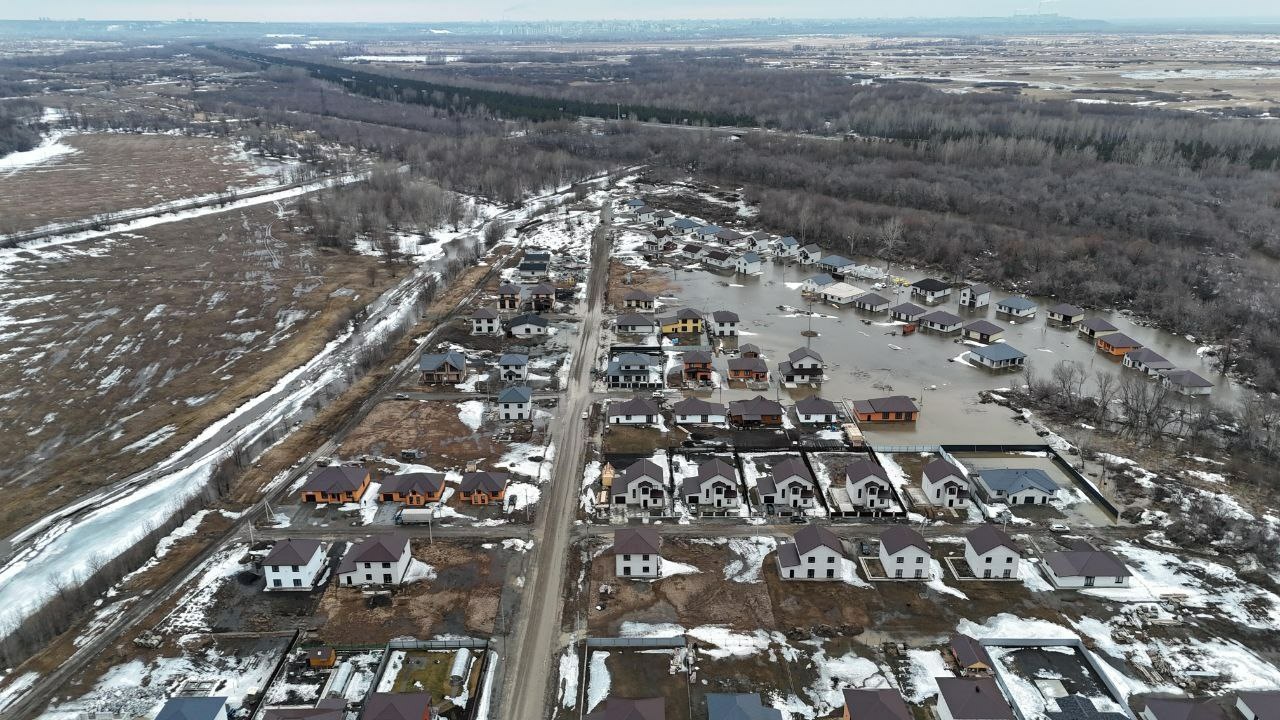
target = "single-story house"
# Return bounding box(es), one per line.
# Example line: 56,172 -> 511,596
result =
1141,699 -> 1227,720
959,283 -> 992,309
497,386 -> 533,421
624,289 -> 656,311
300,466 -> 371,504
1097,332 -> 1143,356
820,281 -> 863,306
338,534 -> 411,586
1079,317 -> 1119,340
964,525 -> 1020,580
306,649 -> 338,669
1161,369 -> 1214,396
156,698 -> 229,720
795,395 -> 839,424
658,308 -> 704,335
844,459 -> 895,511
951,632 -> 995,674
923,459 -> 969,509
681,350 -> 715,383
616,313 -> 658,334
936,677 -> 1013,720
497,283 -> 522,311
622,197 -> 647,210
801,273 -> 837,294
680,243 -> 703,259
1042,544 -> 1132,588
1122,347 -> 1175,375
969,343 -> 1026,370
852,292 -> 891,313
911,278 -> 952,305
776,523 -> 845,580
707,694 -> 783,720
459,471 -> 509,505
673,397 -> 727,425
508,313 -> 550,337
586,697 -> 664,720
498,353 -> 529,382
682,458 -> 740,510
738,343 -> 762,358
759,457 -> 817,509
419,350 -> 467,384
470,307 -> 501,335
695,224 -> 723,240
879,526 -> 930,580
1236,692 -> 1280,720
921,310 -> 964,334
727,356 -> 769,382
379,472 -> 445,506
962,319 -> 1005,344
364,693 -> 433,720
1045,303 -> 1085,325
973,468 -> 1056,505
612,459 -> 666,510
704,249 -> 736,271
736,251 -> 763,274
715,228 -> 747,245
852,395 -> 919,422
710,310 -> 741,337
995,296 -> 1037,318
607,397 -> 662,425
671,218 -> 700,235
728,395 -> 785,426
889,302 -> 928,323
263,538 -> 326,592
818,254 -> 858,275
778,346 -> 825,383
614,528 -> 662,578
842,689 -> 910,720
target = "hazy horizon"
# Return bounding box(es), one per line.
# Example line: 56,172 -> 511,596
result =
2,0 -> 1279,23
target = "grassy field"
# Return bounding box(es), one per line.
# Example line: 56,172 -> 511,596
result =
0,202 -> 394,537
0,133 -> 291,233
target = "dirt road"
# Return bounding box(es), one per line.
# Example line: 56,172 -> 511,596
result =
497,223 -> 611,720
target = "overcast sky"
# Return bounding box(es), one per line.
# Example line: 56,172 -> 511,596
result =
0,0 -> 1275,22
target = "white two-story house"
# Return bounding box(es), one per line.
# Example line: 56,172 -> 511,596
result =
262,538 -> 327,591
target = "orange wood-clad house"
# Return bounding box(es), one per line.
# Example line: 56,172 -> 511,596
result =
378,473 -> 445,506
299,466 -> 371,504
851,396 -> 920,422
681,350 -> 715,383
1097,332 -> 1143,356
459,471 -> 510,505
727,356 -> 769,382
307,647 -> 337,669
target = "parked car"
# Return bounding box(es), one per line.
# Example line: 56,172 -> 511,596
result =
1050,523 -> 1070,533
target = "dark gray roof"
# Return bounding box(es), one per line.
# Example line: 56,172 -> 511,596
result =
613,528 -> 661,555
616,459 -> 663,493
471,307 -> 498,319
794,523 -> 843,556
625,289 -> 655,301
776,542 -> 802,568
795,395 -> 838,415
419,350 -> 466,373
845,459 -> 889,484
854,292 -> 891,306
1080,317 -> 1118,332
806,273 -> 836,287
997,296 -> 1037,311
1098,332 -> 1141,349
821,254 -> 855,267
912,278 -> 950,292
727,357 -> 768,373
1047,302 -> 1085,317
880,526 -> 928,554
1124,348 -> 1173,368
301,466 -> 369,494
509,313 -> 549,328
923,459 -> 964,483
614,352 -> 658,366
263,700 -> 345,720
712,310 -> 740,323
585,697 -> 665,720
771,457 -> 813,485
705,249 -> 732,262
706,693 -> 783,720
937,677 -> 1013,720
676,308 -> 703,320
951,633 -> 994,669
528,281 -> 556,295
673,397 -> 726,416
672,218 -> 699,229
977,468 -> 1057,495
616,313 -> 657,328
853,395 -> 919,414
499,353 -> 529,366
788,347 -> 823,363
728,395 -> 784,418
738,343 -> 761,355
966,525 -> 1017,555
696,458 -> 736,484
1238,692 -> 1280,720
1162,369 -> 1213,388
609,397 -> 661,417
890,302 -> 927,317
964,320 -> 1004,335
1142,699 -> 1227,720
842,689 -> 910,720
339,535 -> 408,573
498,386 -> 532,404
156,698 -> 229,720
364,693 -> 434,720
1044,549 -> 1131,578
1048,696 -> 1130,720
923,310 -> 964,326
461,471 -> 509,493
497,283 -> 521,295
263,538 -> 323,568
380,472 -> 445,497
965,283 -> 992,295
682,350 -> 714,364
970,344 -> 1026,362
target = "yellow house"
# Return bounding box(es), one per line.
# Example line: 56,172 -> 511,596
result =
659,308 -> 704,335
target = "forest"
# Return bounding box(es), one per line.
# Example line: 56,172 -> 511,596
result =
0,99 -> 40,157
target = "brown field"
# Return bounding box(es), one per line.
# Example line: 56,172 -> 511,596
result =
338,400 -> 524,467
607,264 -> 675,308
0,203 -> 394,537
0,133 -> 290,233
313,540 -> 508,645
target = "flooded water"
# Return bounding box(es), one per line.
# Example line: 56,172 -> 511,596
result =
661,258 -> 1238,445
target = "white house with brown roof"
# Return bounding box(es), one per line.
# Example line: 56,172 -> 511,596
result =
758,458 -> 817,510
923,459 -> 970,509
681,458 -> 739,511
776,524 -> 845,580
263,539 -> 327,591
614,528 -> 662,578
470,308 -> 501,335
612,459 -> 666,510
844,460 -> 894,511
964,525 -> 1019,579
338,535 -> 411,586
1042,543 -> 1132,589
879,526 -> 930,580
936,677 -> 1014,720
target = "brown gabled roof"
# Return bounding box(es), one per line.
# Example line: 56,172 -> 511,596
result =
880,526 -> 928,555
844,459 -> 889,484
728,395 -> 783,418
853,396 -> 919,414
1046,302 -> 1084,317
1142,699 -> 1227,720
966,525 -> 1016,556
586,697 -> 665,720
794,524 -> 843,556
364,692 -> 433,720
613,528 -> 661,555
497,283 -> 521,295
1238,692 -> 1280,720
842,688 -> 911,720
673,397 -> 726,416
937,677 -> 1013,720
300,466 -> 369,494
950,633 -> 994,670
609,397 -> 661,417
1098,332 -> 1142,349
1044,549 -> 1131,578
964,320 -> 1004,335
263,538 -> 323,568
380,472 -> 445,497
923,459 -> 964,483
338,534 -> 408,574
460,471 -> 509,493
727,357 -> 768,373
625,289 -> 655,301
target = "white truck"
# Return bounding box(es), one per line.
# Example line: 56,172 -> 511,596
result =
394,508 -> 437,525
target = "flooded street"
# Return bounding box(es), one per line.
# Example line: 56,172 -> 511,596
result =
659,258 -> 1238,445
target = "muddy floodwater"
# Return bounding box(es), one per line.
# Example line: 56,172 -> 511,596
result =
660,258 -> 1239,445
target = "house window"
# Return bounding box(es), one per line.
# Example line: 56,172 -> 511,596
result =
293,578 -> 302,587
291,565 -> 299,572
916,557 -> 923,563
642,566 -> 650,574
808,557 -> 815,564
272,579 -> 282,587
365,573 -> 372,581
623,567 -> 631,576
896,557 -> 903,564
383,562 -> 390,568
642,555 -> 650,561
383,574 -> 392,583
807,569 -> 815,579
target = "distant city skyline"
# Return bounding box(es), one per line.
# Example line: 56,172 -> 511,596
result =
1,0 -> 1278,22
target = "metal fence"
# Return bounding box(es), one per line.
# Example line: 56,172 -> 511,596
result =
585,636 -> 686,649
